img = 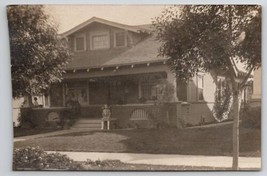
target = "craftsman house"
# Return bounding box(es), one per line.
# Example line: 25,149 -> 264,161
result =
19,17 -> 251,129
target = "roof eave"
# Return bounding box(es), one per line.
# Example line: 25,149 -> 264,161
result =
64,59 -> 168,71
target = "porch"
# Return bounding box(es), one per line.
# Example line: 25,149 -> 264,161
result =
23,103 -> 180,129
48,71 -> 178,107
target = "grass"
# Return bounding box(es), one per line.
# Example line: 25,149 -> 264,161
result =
14,127 -> 61,137
14,124 -> 260,157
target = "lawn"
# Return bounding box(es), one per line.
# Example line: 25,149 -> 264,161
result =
14,127 -> 61,137
14,124 -> 260,157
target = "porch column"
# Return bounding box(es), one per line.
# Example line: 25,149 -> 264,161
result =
166,70 -> 179,102
22,96 -> 31,107
138,79 -> 142,99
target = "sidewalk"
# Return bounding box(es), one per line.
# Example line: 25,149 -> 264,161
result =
46,151 -> 261,169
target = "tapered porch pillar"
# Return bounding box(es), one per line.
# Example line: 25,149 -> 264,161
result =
166,70 -> 179,102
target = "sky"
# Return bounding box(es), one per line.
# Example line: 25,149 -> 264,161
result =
45,5 -> 170,34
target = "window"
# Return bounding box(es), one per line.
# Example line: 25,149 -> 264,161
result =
141,75 -> 165,101
91,33 -> 110,50
65,81 -> 88,106
197,75 -> 204,101
114,32 -> 126,47
217,77 -> 226,101
74,34 -> 86,52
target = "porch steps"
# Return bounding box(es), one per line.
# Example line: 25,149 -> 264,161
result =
71,118 -> 102,130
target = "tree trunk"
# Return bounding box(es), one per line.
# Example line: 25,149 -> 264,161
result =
232,90 -> 241,170
24,94 -> 33,107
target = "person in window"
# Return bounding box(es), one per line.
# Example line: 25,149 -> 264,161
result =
33,97 -> 39,107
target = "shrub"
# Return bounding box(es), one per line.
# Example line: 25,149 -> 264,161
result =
84,159 -> 124,169
13,146 -> 82,170
213,85 -> 233,122
18,108 -> 37,128
242,107 -> 261,129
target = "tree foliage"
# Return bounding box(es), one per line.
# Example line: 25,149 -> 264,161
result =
153,5 -> 261,82
153,5 -> 261,169
213,84 -> 233,122
7,5 -> 71,98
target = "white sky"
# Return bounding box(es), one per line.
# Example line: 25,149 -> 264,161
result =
45,5 -> 169,34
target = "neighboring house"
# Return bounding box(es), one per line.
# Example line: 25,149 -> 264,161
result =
250,67 -> 261,107
19,17 -> 252,128
12,96 -> 45,126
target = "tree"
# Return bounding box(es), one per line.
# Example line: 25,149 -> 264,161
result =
153,5 -> 261,170
7,5 -> 71,101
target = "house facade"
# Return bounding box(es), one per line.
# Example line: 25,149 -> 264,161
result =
250,67 -> 261,107
19,17 -> 251,128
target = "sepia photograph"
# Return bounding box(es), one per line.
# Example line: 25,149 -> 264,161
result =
8,4 -> 261,171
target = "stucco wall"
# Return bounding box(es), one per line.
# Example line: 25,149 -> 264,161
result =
187,72 -> 217,103
20,103 -> 180,129
111,103 -> 179,129
182,72 -> 217,125
252,67 -> 261,100
181,102 -> 216,126
20,107 -> 70,128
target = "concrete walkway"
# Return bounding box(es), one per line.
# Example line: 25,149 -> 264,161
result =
46,151 -> 261,169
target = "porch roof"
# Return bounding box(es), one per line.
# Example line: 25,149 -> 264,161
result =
65,35 -> 167,70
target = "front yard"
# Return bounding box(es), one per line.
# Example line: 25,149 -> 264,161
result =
14,127 -> 60,137
14,124 -> 260,157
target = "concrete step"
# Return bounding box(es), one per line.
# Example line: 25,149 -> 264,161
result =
71,118 -> 102,129
72,123 -> 102,128
79,116 -> 101,119
71,127 -> 101,130
76,119 -> 102,124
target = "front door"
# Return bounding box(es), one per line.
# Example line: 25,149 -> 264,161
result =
65,81 -> 89,106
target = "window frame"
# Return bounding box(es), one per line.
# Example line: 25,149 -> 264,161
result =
90,31 -> 110,50
114,31 -> 127,48
197,74 -> 205,101
74,33 -> 87,52
217,76 -> 226,102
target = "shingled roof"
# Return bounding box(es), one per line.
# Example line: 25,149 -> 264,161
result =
65,34 -> 167,70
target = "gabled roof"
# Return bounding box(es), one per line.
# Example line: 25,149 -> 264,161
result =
65,35 -> 166,70
103,35 -> 166,66
61,17 -> 149,37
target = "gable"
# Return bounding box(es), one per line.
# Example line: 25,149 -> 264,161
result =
61,17 -> 146,37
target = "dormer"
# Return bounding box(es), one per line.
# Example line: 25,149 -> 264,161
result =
61,17 -> 151,53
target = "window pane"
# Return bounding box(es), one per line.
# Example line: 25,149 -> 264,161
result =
198,75 -> 204,101
75,37 -> 85,51
141,78 -> 164,101
198,75 -> 204,88
92,35 -> 109,49
198,88 -> 204,101
115,32 -> 125,47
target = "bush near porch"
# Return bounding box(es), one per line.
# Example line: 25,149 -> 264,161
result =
14,123 -> 260,157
